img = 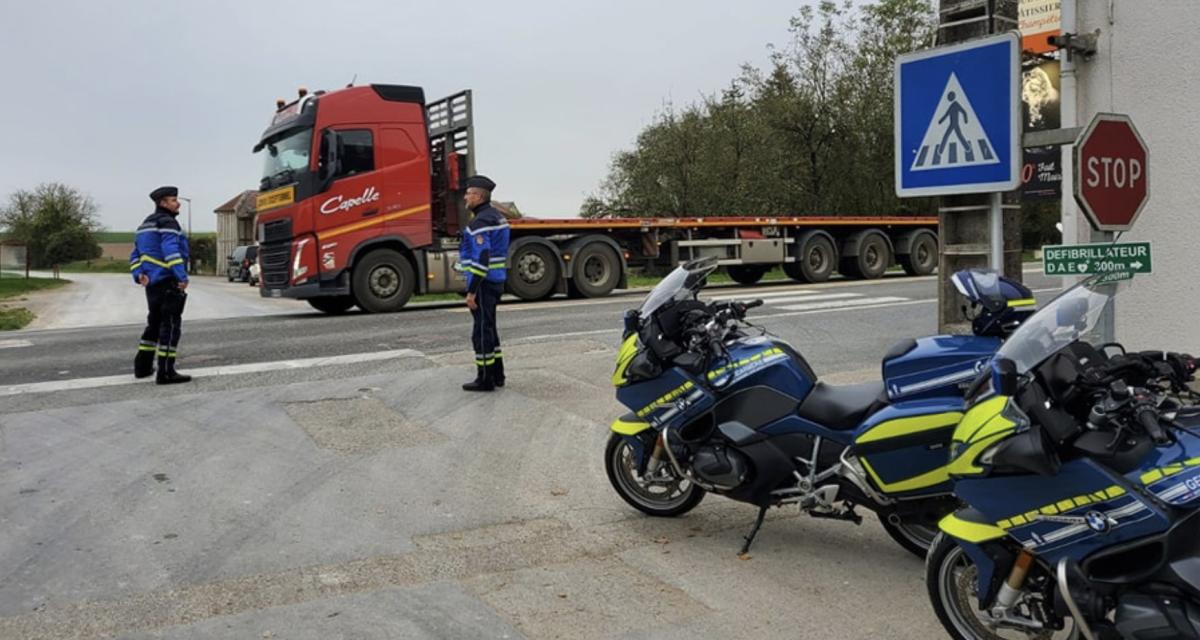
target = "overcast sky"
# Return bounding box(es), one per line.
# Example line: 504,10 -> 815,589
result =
0,1 -> 800,233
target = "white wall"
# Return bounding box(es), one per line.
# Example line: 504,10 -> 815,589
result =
1075,0 -> 1200,352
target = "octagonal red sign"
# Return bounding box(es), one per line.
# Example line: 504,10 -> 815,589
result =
1074,113 -> 1150,232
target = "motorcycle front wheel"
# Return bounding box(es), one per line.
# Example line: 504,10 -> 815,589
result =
926,533 -> 1079,640
605,434 -> 705,517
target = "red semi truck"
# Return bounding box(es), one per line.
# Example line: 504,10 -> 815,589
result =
252,85 -> 939,313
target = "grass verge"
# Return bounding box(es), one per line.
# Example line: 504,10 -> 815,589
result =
58,257 -> 133,273
0,275 -> 69,330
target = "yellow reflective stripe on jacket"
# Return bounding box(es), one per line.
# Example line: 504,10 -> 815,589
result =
1007,298 -> 1037,308
939,513 -> 1007,543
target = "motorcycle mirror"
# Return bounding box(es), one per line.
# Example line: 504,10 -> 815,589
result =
992,427 -> 1061,477
991,358 -> 1019,396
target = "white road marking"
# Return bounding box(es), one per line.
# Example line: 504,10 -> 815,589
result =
0,349 -> 425,397
777,296 -> 909,312
708,289 -> 824,302
759,293 -> 861,305
509,328 -> 620,344
0,339 -> 33,349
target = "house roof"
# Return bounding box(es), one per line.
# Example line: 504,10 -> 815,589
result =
214,190 -> 258,217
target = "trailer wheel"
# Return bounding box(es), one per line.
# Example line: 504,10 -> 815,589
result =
785,235 -> 837,283
307,296 -> 356,315
507,243 -> 560,301
900,232 -> 938,276
352,249 -> 415,313
726,265 -> 766,286
841,232 -> 891,280
571,242 -> 620,298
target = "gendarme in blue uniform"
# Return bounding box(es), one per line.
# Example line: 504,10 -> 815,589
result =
130,185 -> 192,384
458,176 -> 510,390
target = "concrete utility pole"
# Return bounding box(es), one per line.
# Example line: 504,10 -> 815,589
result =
935,0 -> 1023,333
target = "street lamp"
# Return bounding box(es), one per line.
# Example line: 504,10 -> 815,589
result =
179,196 -> 193,272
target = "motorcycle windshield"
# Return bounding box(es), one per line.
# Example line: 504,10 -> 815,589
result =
995,274 -> 1123,375
638,256 -> 719,317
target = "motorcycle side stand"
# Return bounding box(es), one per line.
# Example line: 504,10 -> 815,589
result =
740,505 -> 770,555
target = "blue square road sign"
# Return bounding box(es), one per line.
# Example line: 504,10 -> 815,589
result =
894,32 -> 1021,197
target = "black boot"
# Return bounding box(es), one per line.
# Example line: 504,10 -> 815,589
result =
156,354 -> 192,385
492,357 -> 505,387
134,348 -> 156,379
462,365 -> 494,392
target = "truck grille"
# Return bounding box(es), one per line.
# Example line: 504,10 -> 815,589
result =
260,242 -> 291,288
262,218 -> 292,244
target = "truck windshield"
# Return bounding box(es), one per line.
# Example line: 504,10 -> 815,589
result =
258,127 -> 313,189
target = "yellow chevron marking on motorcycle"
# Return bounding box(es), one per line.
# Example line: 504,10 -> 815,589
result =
855,411 -> 963,444
940,513 -> 1007,543
610,416 -> 652,435
953,395 -> 1010,445
995,484 -> 1126,530
612,334 -> 639,387
705,348 -> 786,381
632,348 -> 787,417
635,381 -> 696,418
860,458 -> 950,493
1140,456 -> 1200,485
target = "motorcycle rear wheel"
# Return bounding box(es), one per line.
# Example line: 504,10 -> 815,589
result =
878,513 -> 939,558
605,434 -> 705,517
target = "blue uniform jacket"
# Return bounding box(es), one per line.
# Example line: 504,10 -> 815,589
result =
459,204 -> 510,294
130,208 -> 189,285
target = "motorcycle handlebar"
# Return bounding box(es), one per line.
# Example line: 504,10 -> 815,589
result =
1136,407 -> 1171,445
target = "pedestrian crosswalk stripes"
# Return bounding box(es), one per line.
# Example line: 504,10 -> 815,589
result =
778,296 -> 910,312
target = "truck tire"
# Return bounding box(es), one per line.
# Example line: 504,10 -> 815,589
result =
840,232 -> 891,280
352,249 -> 415,313
726,265 -> 766,286
570,242 -> 621,298
900,232 -> 938,276
784,234 -> 837,283
507,243 -> 560,301
307,296 -> 356,315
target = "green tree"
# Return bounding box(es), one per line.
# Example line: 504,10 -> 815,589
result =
583,0 -> 938,219
0,183 -> 103,268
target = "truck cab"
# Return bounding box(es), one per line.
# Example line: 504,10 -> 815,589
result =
253,85 -> 472,313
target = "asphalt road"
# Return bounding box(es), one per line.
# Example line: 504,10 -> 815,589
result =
0,270 -> 1063,639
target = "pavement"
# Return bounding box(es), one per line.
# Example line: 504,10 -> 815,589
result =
0,271 -> 1063,639
19,273 -> 297,331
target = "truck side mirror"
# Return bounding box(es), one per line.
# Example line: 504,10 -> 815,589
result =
319,129 -> 341,191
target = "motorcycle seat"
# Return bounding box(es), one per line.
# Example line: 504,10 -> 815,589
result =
796,380 -> 888,431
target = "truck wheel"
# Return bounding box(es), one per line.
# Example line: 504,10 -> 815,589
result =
900,232 -> 938,276
840,232 -> 891,280
307,296 -> 356,315
352,249 -> 415,313
507,243 -> 560,301
571,243 -> 620,298
784,235 -> 837,283
726,265 -> 766,286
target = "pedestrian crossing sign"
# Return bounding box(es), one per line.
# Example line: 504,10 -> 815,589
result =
895,32 -> 1021,197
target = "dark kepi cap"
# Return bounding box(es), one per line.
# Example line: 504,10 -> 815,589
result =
149,186 -> 178,202
464,175 -> 496,191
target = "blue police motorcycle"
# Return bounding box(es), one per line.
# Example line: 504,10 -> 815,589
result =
927,275 -> 1200,639
605,257 -> 1037,556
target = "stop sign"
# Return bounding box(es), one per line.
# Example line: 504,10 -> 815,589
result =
1074,113 -> 1150,232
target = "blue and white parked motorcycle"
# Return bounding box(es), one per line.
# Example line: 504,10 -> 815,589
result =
927,275 -> 1200,639
604,257 -> 1037,556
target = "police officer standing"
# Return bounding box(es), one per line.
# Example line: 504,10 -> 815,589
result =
459,175 -> 510,392
130,186 -> 192,384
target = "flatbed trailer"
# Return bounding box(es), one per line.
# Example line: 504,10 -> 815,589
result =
252,85 -> 938,313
